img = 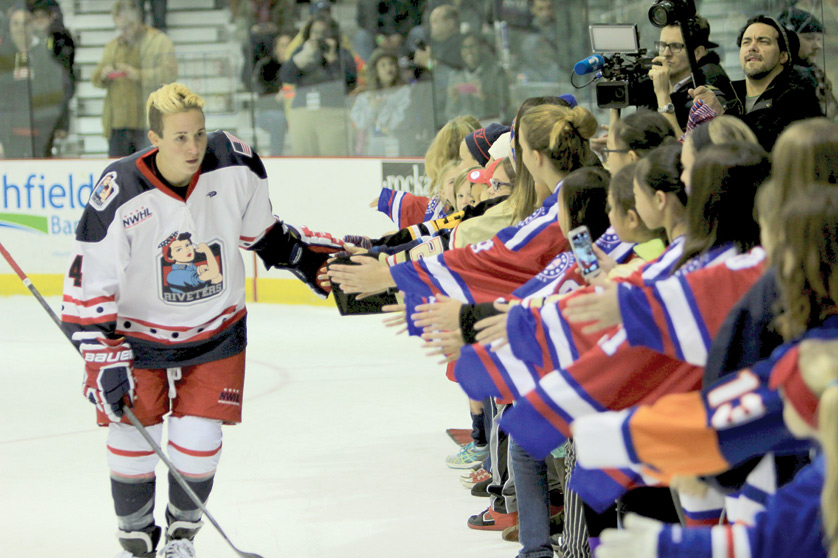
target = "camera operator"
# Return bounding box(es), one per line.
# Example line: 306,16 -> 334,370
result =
695,15 -> 821,151
280,13 -> 357,155
647,16 -> 733,135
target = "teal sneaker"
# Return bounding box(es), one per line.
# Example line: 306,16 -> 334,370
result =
445,441 -> 489,469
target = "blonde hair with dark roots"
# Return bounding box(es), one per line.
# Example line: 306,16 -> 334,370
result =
146,83 -> 206,136
796,338 -> 838,558
519,105 -> 597,175
425,116 -> 480,193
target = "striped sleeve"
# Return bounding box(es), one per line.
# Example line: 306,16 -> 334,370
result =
389,199 -> 568,303
656,456 -> 826,558
62,210 -> 127,346
572,348 -> 812,477
376,188 -> 431,229
619,249 -> 766,365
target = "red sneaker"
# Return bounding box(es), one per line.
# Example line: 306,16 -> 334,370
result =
460,467 -> 491,488
467,507 -> 518,531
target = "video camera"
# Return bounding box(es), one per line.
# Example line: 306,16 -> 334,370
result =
572,24 -> 656,109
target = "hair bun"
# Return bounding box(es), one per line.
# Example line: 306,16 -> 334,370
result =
570,106 -> 598,140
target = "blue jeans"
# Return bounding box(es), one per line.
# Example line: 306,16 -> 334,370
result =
509,437 -> 553,558
256,108 -> 287,156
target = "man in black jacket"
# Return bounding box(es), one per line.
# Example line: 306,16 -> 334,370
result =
700,15 -> 822,151
648,15 -> 734,135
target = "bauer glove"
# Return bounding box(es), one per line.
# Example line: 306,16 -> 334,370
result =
73,332 -> 136,421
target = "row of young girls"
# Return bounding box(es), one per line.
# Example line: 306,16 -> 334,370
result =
322,95 -> 838,558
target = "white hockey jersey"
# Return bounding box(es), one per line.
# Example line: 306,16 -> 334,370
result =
61,131 -> 278,368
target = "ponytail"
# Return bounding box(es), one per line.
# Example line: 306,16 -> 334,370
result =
520,105 -> 598,175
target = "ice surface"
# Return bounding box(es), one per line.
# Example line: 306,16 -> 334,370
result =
0,296 -> 514,558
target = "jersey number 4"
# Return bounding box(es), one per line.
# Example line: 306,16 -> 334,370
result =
69,255 -> 83,287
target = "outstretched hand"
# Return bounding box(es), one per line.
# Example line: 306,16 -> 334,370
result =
562,282 -> 622,334
327,254 -> 395,298
473,300 -> 512,350
412,294 -> 462,332
422,329 -> 465,364
595,514 -> 662,558
381,303 -> 408,335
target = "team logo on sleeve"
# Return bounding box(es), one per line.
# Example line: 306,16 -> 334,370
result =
157,231 -> 225,304
89,172 -> 119,211
536,252 -> 575,281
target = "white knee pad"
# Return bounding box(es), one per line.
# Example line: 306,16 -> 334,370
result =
107,422 -> 163,478
167,416 -> 223,478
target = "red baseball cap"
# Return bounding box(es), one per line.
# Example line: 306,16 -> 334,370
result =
467,157 -> 504,185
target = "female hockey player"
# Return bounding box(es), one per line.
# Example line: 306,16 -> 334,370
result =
61,83 -> 339,558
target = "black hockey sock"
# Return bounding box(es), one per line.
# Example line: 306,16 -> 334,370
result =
168,472 -> 214,522
112,476 -> 156,532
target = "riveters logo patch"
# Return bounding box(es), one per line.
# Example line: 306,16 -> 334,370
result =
157,231 -> 225,304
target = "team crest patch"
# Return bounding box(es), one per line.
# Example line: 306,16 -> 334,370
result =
157,231 -> 225,304
536,252 -> 575,281
89,171 -> 119,211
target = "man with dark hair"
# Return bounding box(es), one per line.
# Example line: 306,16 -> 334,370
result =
647,15 -> 734,135
700,15 -> 821,150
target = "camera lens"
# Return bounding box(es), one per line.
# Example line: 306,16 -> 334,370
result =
648,0 -> 675,27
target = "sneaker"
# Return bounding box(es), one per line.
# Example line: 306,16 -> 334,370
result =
160,539 -> 196,558
501,524 -> 519,542
446,441 -> 489,469
467,507 -> 518,531
470,477 -> 491,497
460,467 -> 491,488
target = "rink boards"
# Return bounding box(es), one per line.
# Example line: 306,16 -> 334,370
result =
0,156 -> 424,304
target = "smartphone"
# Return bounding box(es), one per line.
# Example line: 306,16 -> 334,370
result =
568,225 -> 602,278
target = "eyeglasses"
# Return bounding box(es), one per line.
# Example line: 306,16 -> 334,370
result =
600,148 -> 629,160
489,178 -> 513,191
654,41 -> 686,54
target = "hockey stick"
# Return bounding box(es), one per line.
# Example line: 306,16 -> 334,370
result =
0,242 -> 265,558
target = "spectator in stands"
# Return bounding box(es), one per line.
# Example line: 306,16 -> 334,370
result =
445,32 -> 506,121
252,29 -> 293,155
517,0 -> 559,83
411,5 -> 465,126
778,7 -> 838,119
413,4 -> 465,72
647,15 -> 734,135
0,4 -> 67,158
239,0 -> 295,86
280,13 -> 356,155
349,48 -> 411,156
421,0 -> 488,36
91,0 -> 176,157
27,0 -> 74,152
699,15 -> 822,150
353,0 -> 421,63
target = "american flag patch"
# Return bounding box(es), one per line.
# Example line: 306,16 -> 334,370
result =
224,131 -> 252,157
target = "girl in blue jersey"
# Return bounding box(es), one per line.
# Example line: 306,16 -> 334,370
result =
595,185 -> 838,558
